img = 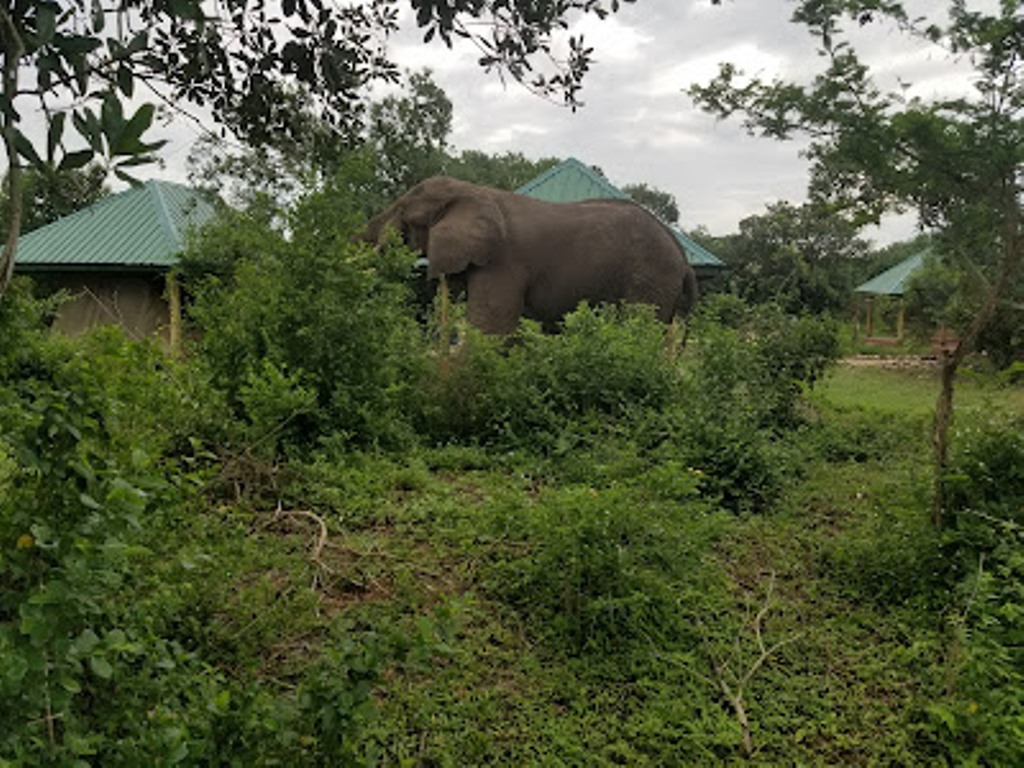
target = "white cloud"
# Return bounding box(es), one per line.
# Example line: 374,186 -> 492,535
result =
567,16 -> 653,64
480,123 -> 549,147
643,42 -> 789,97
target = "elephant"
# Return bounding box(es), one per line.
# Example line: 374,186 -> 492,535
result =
362,176 -> 699,335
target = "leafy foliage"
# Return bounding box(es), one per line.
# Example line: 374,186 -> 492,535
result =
0,164 -> 108,238
906,251 -> 1024,370
445,150 -> 562,191
368,70 -> 453,201
416,305 -> 682,451
187,181 -> 424,456
690,0 -> 1024,524
623,182 -> 680,225
710,200 -> 870,314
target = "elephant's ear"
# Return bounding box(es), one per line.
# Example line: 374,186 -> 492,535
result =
425,195 -> 506,278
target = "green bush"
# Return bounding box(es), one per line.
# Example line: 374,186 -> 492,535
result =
947,417 -> 1024,525
417,300 -> 837,514
0,324 -> 202,762
483,478 -> 721,654
917,519 -> 1024,766
188,188 -> 425,455
0,298 -> 386,763
417,304 -> 681,451
672,303 -> 839,512
912,417 -> 1024,764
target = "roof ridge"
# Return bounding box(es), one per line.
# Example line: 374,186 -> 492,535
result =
148,180 -> 181,249
515,157 -> 629,199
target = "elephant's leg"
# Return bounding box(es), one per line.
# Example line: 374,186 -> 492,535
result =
466,268 -> 526,335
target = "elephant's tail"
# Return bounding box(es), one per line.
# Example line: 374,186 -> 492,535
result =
676,266 -> 699,319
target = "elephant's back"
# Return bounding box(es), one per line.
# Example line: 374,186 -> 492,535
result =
515,196 -> 689,322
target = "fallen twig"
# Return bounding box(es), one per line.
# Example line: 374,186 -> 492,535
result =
654,573 -> 802,759
272,502 -> 332,586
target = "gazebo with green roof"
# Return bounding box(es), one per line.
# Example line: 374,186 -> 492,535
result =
854,249 -> 929,341
516,157 -> 726,283
16,180 -> 216,345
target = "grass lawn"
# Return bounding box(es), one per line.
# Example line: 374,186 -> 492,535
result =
816,360 -> 1024,418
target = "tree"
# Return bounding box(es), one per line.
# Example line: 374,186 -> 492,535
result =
623,182 -> 680,225
187,69 -> 455,224
690,0 -> 1024,525
1,0 -> 636,297
0,164 -> 108,238
367,70 -> 453,200
446,151 -> 561,191
719,200 -> 869,315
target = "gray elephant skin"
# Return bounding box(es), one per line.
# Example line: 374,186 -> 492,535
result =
364,177 -> 699,335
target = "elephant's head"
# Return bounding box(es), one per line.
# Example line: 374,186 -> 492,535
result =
366,177 -> 508,280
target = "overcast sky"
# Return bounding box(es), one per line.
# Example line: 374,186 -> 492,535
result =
153,0 -> 988,245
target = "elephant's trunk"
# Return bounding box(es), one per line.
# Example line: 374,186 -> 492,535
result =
360,211 -> 388,245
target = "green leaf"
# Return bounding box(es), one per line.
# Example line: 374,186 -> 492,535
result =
115,151 -> 165,169
100,91 -> 125,145
58,149 -> 94,171
73,629 -> 101,655
113,168 -> 144,186
36,5 -> 57,44
54,34 -> 103,56
4,654 -> 28,684
79,493 -> 101,510
12,131 -> 41,166
89,655 -> 113,680
59,674 -> 82,693
112,102 -> 155,156
91,0 -> 105,33
46,111 -> 66,163
117,63 -> 133,97
167,0 -> 204,21
72,108 -> 104,154
105,628 -> 128,648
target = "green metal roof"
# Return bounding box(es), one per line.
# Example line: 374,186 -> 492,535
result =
16,180 -> 216,272
855,249 -> 929,296
516,157 -> 725,269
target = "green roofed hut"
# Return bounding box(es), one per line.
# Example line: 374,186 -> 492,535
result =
854,249 -> 929,342
516,157 -> 726,284
15,180 -> 216,347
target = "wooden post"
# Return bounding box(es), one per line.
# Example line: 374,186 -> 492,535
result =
864,296 -> 874,338
167,272 -> 182,358
896,301 -> 905,341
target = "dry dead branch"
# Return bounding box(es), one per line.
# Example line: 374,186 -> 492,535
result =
653,572 -> 802,759
271,502 -> 333,587
706,572 -> 802,758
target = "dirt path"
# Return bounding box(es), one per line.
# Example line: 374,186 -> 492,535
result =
841,354 -> 937,369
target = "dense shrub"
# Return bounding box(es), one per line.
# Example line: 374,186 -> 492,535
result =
0,296 -> 384,763
416,299 -> 838,513
916,417 -> 1024,765
483,477 -> 723,654
188,187 -> 424,456
947,417 -> 1024,525
671,302 -> 839,511
416,304 -> 681,451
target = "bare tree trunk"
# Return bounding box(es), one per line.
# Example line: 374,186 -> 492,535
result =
932,353 -> 957,527
0,9 -> 25,297
931,189 -> 1022,527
